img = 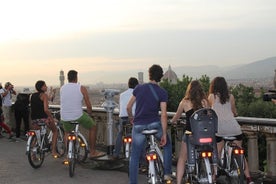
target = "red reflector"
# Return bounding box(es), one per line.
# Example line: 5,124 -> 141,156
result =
68,135 -> 76,141
27,131 -> 35,136
199,138 -> 212,143
124,137 -> 132,143
233,149 -> 244,155
146,153 -> 157,161
201,152 -> 212,158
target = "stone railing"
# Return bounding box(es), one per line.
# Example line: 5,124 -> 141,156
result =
10,105 -> 276,179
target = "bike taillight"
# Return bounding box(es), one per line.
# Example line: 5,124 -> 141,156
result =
68,135 -> 76,141
199,137 -> 212,143
123,137 -> 132,143
146,152 -> 157,161
233,148 -> 244,155
201,151 -> 212,158
27,131 -> 35,136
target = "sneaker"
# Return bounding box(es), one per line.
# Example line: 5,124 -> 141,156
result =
248,182 -> 255,184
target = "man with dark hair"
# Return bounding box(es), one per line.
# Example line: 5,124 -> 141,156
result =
113,77 -> 139,158
127,64 -> 172,184
60,70 -> 105,158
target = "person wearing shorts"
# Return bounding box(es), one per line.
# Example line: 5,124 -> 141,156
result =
60,70 -> 105,159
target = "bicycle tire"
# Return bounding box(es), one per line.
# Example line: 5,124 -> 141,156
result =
154,152 -> 164,184
76,135 -> 88,163
56,126 -> 66,156
69,141 -> 76,177
27,135 -> 45,169
197,157 -> 212,184
228,154 -> 245,184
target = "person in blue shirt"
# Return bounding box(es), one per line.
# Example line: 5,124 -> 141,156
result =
127,64 -> 172,184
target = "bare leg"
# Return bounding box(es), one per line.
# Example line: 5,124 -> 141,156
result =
176,141 -> 187,184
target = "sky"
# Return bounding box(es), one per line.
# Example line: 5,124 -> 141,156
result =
0,0 -> 276,87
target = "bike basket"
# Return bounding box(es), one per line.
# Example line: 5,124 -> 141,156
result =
189,108 -> 218,145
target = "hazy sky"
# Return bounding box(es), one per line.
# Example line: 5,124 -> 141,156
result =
1,0 -> 276,87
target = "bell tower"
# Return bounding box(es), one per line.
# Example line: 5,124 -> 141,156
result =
59,70 -> 65,87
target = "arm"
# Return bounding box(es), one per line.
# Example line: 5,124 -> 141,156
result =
230,94 -> 238,116
208,94 -> 214,107
81,85 -> 92,115
171,99 -> 184,123
41,93 -> 54,122
127,95 -> 136,123
159,101 -> 167,146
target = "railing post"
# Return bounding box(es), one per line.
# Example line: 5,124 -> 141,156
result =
245,132 -> 259,172
266,134 -> 276,178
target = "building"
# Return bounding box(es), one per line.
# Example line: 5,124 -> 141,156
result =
162,65 -> 178,84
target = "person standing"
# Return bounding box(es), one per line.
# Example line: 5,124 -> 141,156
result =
208,76 -> 254,184
113,77 -> 139,159
30,80 -> 59,157
0,82 -> 17,131
14,88 -> 31,139
60,70 -> 105,159
170,80 -> 209,184
127,64 -> 172,184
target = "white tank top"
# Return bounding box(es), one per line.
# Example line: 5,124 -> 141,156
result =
60,83 -> 83,121
212,95 -> 242,137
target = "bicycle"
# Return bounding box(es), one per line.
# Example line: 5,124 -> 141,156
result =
183,108 -> 218,184
142,129 -> 164,184
65,120 -> 89,177
26,111 -> 65,169
218,136 -> 245,184
122,123 -> 132,159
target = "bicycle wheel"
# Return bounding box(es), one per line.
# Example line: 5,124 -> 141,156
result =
76,135 -> 88,163
56,126 -> 66,156
197,157 -> 212,184
228,154 -> 245,184
154,152 -> 164,184
27,136 -> 45,169
69,141 -> 76,177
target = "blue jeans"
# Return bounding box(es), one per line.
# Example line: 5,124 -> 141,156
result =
129,121 -> 172,184
114,117 -> 129,157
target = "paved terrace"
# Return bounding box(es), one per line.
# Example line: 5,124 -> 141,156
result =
2,105 -> 276,183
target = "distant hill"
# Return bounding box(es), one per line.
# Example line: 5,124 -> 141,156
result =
172,56 -> 276,80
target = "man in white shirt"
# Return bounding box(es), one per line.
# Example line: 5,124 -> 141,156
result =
113,77 -> 138,158
60,70 -> 104,159
0,82 -> 16,130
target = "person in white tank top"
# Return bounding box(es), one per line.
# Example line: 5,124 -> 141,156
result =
60,70 -> 105,159
208,77 -> 254,184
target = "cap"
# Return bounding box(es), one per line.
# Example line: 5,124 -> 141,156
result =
21,88 -> 31,94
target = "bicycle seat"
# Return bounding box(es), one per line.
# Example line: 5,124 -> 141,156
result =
222,136 -> 237,141
142,129 -> 158,135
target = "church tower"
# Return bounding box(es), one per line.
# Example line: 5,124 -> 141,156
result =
59,70 -> 65,87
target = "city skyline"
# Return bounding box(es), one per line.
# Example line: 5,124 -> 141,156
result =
1,0 -> 276,86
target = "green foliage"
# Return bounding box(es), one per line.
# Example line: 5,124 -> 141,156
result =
160,74 -> 210,112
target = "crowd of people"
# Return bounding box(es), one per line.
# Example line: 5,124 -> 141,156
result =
0,64 -> 260,184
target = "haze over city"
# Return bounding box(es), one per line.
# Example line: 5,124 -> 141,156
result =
1,0 -> 276,86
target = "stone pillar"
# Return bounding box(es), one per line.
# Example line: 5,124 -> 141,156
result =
266,134 -> 276,177
246,132 -> 259,172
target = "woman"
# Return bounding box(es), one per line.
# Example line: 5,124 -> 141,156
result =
171,80 -> 209,184
208,76 -> 254,184
30,80 -> 59,157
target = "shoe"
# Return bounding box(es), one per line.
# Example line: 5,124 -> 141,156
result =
248,182 -> 255,184
164,174 -> 173,183
89,151 -> 106,159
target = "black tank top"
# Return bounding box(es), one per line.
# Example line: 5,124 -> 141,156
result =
30,92 -> 47,120
185,109 -> 194,131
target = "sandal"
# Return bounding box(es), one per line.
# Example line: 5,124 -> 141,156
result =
89,151 -> 106,159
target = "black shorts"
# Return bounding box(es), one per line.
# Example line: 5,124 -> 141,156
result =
216,134 -> 243,143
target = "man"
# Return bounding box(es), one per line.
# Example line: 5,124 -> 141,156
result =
0,82 -> 16,130
60,70 -> 105,158
113,77 -> 139,159
127,64 -> 172,184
